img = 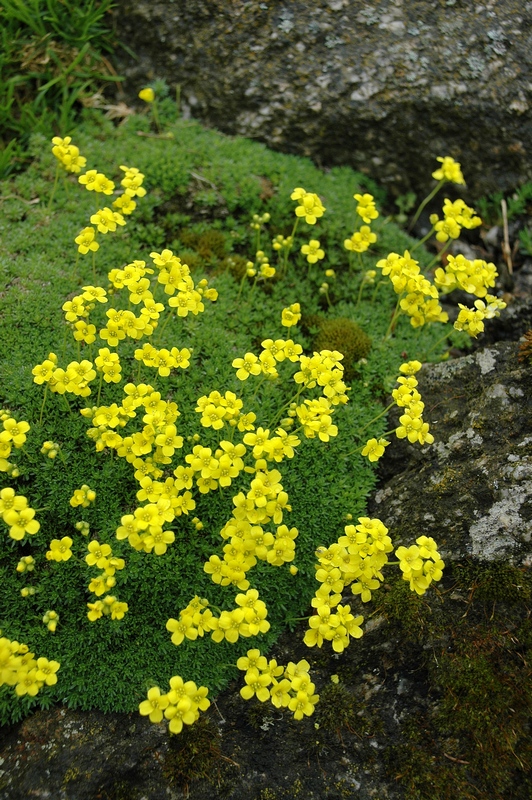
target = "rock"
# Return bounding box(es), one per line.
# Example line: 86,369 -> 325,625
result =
111,0 -> 532,198
371,339 -> 532,564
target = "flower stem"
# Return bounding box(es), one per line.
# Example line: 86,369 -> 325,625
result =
385,295 -> 402,340
39,384 -> 49,426
408,179 -> 445,231
47,164 -> 60,212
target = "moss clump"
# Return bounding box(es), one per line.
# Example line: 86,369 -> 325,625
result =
162,715 -> 238,791
178,228 -> 228,268
384,561 -> 532,800
314,682 -> 361,734
454,562 -> 532,604
311,317 -> 371,381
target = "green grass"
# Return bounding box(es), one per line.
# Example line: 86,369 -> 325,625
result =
0,108 -> 458,724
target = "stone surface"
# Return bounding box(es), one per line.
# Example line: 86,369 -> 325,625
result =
112,0 -> 532,197
372,339 -> 532,564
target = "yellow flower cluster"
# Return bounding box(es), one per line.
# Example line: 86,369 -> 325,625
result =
33,253 -> 217,403
16,555 -> 35,573
68,145 -> 147,254
42,609 -> 59,632
51,136 -> 87,173
0,487 -> 40,540
237,650 -> 319,720
95,347 -> 122,383
344,193 -> 379,254
281,302 -> 301,327
85,540 -> 128,620
70,484 -> 96,508
454,296 -> 507,338
429,198 -> 482,243
87,595 -> 129,622
431,156 -> 465,185
41,440 -> 60,459
135,344 -> 191,377
392,361 -> 434,446
396,536 -> 445,595
0,413 -> 30,474
434,253 -> 498,297
290,187 -> 326,225
32,353 -> 96,397
361,437 -> 390,462
344,225 -> 377,254
0,633 -> 60,696
432,254 -> 507,337
78,169 -> 115,195
354,192 -> 379,224
196,390 -> 243,430
167,588 -> 270,647
376,250 -> 448,328
139,675 -> 210,734
303,516 -> 390,652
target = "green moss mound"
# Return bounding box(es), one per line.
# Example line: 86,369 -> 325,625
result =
311,317 -> 372,381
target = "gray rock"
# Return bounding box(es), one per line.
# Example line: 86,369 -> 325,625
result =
371,339 -> 532,565
112,0 -> 532,197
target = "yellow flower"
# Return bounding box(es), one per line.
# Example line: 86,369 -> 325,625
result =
361,437 -> 390,462
281,303 -> 301,328
354,193 -> 379,223
46,536 -> 73,562
139,87 -> 155,103
431,156 -> 465,185
75,227 -> 99,255
301,239 -> 325,264
139,686 -> 169,722
290,188 -> 325,224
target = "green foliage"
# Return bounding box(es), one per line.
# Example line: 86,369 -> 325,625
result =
310,317 -> 372,381
0,108 -> 473,728
0,0 -> 121,176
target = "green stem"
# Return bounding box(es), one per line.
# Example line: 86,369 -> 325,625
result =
155,310 -> 173,345
267,384 -> 304,430
408,179 -> 445,231
283,218 -> 299,274
371,280 -> 385,305
385,295 -> 403,340
39,384 -> 49,426
357,402 -> 395,436
422,329 -> 452,360
236,271 -> 248,303
248,277 -> 258,303
426,240 -> 451,270
409,226 -> 436,254
92,250 -> 96,284
151,101 -> 161,134
47,164 -> 60,212
96,372 -> 104,407
355,277 -> 367,310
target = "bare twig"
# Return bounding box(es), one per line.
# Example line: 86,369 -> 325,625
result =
501,198 -> 513,275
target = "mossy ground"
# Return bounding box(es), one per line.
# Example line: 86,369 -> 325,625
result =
0,105 -> 461,726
